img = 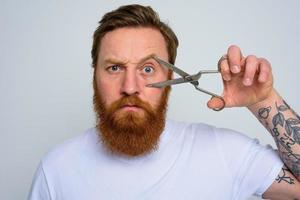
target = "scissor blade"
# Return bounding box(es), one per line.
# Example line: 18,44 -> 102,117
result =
146,78 -> 186,88
154,56 -> 190,78
146,76 -> 199,88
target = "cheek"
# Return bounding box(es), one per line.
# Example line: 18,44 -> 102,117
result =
96,76 -> 120,104
144,88 -> 164,107
143,72 -> 169,105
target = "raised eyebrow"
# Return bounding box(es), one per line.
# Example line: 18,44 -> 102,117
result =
103,54 -> 159,66
137,54 -> 165,67
103,58 -> 128,66
138,53 -> 156,63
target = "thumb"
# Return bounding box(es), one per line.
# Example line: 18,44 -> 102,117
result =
207,96 -> 226,111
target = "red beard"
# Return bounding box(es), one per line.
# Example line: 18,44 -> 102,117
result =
93,76 -> 170,156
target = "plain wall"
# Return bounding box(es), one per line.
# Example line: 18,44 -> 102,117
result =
1,0 -> 300,199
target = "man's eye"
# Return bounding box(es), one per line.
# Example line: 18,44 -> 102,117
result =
143,66 -> 154,74
108,65 -> 121,72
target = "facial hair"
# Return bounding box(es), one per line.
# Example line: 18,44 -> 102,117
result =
93,76 -> 170,157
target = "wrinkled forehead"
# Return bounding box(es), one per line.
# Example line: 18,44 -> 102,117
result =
98,27 -> 169,64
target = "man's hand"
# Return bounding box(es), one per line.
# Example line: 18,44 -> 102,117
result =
209,45 -> 300,198
207,45 -> 274,110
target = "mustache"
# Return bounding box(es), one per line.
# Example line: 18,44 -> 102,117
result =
107,95 -> 155,114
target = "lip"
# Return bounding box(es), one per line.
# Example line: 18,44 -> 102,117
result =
120,105 -> 142,112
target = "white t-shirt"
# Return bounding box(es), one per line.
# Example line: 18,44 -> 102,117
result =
28,119 -> 283,200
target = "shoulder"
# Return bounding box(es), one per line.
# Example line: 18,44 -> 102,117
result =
166,118 -> 250,143
165,119 -> 275,160
40,128 -> 98,168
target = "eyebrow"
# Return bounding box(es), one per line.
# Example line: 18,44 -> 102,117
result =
103,53 -> 158,65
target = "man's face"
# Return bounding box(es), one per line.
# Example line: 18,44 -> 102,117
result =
96,27 -> 169,112
94,27 -> 171,156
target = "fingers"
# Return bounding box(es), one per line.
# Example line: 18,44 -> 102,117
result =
243,55 -> 258,86
219,55 -> 231,81
242,56 -> 272,86
218,45 -> 272,86
257,58 -> 271,83
227,45 -> 242,74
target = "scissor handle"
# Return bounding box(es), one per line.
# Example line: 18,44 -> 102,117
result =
210,96 -> 226,111
193,85 -> 225,111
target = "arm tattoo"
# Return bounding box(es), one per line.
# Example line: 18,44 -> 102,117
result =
258,106 -> 272,119
276,166 -> 295,184
258,100 -> 300,179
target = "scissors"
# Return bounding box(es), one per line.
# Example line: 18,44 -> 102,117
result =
146,56 -> 226,111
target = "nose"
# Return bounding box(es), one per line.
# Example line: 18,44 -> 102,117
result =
120,70 -> 140,96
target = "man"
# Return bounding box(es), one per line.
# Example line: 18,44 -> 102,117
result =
28,4 -> 300,199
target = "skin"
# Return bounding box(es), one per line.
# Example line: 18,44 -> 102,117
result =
95,27 -> 169,116
214,45 -> 300,199
95,27 -> 300,198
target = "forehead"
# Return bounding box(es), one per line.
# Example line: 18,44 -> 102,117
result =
98,27 -> 169,63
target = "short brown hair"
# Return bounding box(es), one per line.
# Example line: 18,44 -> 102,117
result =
91,4 -> 179,68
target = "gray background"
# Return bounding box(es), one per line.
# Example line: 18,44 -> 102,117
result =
1,0 -> 299,199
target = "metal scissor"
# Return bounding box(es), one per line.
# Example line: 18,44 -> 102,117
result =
146,56 -> 226,111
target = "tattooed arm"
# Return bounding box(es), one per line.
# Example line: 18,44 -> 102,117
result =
248,90 -> 300,180
248,90 -> 300,199
208,45 -> 300,198
209,45 -> 300,180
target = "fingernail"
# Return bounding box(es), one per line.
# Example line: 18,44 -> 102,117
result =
243,78 -> 252,86
231,65 -> 240,73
